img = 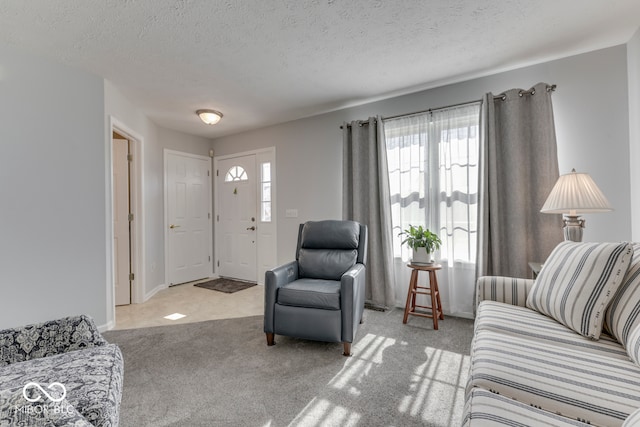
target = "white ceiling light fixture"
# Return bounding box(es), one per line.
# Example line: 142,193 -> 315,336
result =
196,109 -> 223,125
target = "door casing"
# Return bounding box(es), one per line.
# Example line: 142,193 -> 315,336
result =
108,116 -> 144,327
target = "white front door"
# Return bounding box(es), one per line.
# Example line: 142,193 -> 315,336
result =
217,155 -> 257,282
113,138 -> 131,305
166,151 -> 212,285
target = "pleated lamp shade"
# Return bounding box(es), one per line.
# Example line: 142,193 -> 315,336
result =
541,169 -> 613,215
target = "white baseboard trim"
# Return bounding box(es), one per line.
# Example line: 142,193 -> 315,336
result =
450,311 -> 474,319
144,283 -> 167,302
98,320 -> 115,333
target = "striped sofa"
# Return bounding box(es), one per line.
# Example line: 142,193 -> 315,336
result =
464,242 -> 640,426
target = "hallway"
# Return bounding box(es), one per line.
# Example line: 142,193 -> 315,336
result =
114,280 -> 263,330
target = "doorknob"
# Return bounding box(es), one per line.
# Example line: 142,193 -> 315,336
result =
247,226 -> 256,231
169,224 -> 181,229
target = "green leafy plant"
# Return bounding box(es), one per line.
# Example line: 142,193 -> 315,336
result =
399,225 -> 442,253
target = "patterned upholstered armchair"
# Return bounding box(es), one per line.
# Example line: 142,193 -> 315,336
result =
264,220 -> 367,356
0,315 -> 123,426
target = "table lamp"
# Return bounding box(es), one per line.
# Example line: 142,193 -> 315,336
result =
540,169 -> 612,242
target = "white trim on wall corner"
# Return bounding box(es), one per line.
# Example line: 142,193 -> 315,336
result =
107,115 -> 146,330
144,283 -> 168,303
97,320 -> 115,333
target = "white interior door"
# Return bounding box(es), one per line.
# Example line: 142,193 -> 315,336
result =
166,151 -> 212,285
113,138 -> 131,305
218,155 -> 257,282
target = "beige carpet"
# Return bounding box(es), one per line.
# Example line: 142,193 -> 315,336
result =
104,308 -> 474,426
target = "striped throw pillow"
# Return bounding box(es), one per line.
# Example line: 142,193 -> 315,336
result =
605,243 -> 640,361
526,241 -> 633,339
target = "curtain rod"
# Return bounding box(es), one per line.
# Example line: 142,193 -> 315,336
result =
340,84 -> 557,129
384,99 -> 481,122
493,84 -> 556,101
340,99 -> 479,129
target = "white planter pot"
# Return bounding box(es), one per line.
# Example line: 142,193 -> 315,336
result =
412,247 -> 432,264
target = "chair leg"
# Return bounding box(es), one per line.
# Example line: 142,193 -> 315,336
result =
343,342 -> 351,357
266,333 -> 275,346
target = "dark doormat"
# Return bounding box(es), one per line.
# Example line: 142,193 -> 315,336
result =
365,302 -> 387,312
194,278 -> 257,294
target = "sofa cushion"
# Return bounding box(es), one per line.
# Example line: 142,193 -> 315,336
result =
475,301 -> 597,347
469,301 -> 640,426
605,243 -> 640,360
0,344 -> 123,427
277,279 -> 341,310
474,301 -> 629,360
464,388 -> 592,426
526,241 -> 633,339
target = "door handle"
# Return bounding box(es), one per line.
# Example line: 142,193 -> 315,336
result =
169,224 -> 181,229
247,226 -> 256,231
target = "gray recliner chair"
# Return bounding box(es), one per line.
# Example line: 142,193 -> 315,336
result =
264,220 -> 368,356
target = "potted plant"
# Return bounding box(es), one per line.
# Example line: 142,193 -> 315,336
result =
399,225 -> 442,264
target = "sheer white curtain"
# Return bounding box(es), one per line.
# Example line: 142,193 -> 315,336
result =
384,103 -> 480,317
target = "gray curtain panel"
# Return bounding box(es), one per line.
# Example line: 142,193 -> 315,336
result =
343,117 -> 396,308
477,82 -> 563,279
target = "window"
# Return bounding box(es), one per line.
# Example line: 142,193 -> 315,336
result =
225,166 -> 248,182
260,162 -> 272,222
384,103 -> 480,264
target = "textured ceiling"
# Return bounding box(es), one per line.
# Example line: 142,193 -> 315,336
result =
1,1 -> 639,138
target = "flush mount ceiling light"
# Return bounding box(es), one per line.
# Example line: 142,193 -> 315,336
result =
196,109 -> 223,125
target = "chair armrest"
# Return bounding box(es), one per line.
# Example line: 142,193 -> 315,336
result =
0,314 -> 107,366
476,276 -> 535,309
623,407 -> 640,426
340,263 -> 366,343
264,261 -> 299,333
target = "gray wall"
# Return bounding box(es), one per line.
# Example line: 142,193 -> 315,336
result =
157,126 -> 212,156
629,28 -> 640,241
105,83 -> 211,311
0,42 -> 107,329
213,45 -> 632,265
0,37 -> 634,329
212,115 -> 343,263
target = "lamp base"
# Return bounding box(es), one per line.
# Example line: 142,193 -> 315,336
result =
563,215 -> 585,242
